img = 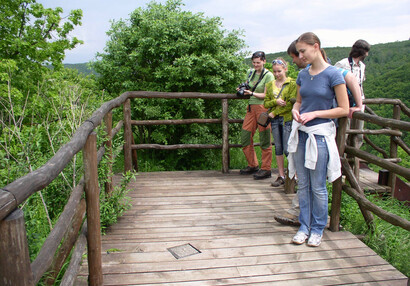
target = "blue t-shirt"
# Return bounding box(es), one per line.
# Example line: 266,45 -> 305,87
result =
296,65 -> 345,126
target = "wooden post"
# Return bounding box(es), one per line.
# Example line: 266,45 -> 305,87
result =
123,99 -> 133,173
83,132 -> 103,285
330,117 -> 348,231
104,111 -> 114,196
349,118 -> 361,180
221,99 -> 229,173
0,209 -> 34,286
341,158 -> 375,227
389,104 -> 400,193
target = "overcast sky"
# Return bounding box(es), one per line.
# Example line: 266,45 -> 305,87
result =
38,0 -> 410,63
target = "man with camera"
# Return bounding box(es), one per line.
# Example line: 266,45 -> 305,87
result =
237,51 -> 274,180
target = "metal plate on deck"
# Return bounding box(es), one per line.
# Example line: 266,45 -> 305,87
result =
167,243 -> 201,259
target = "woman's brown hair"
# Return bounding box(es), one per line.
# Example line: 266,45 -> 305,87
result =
296,32 -> 327,62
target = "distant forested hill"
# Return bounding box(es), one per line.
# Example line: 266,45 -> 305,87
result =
64,63 -> 97,75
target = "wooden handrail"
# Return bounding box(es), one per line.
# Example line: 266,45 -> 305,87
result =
124,90 -> 244,99
364,98 -> 410,117
0,93 -> 129,221
330,98 -> 410,232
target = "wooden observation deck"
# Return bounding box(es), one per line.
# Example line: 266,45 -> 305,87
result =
75,170 -> 407,285
1,92 -> 408,285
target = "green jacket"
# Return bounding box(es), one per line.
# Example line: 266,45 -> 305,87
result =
263,77 -> 297,122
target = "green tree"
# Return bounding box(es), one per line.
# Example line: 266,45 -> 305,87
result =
93,0 -> 247,94
0,0 -> 83,100
93,0 -> 249,170
0,0 -> 82,69
0,0 -> 83,127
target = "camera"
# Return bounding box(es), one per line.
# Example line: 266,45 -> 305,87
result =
236,82 -> 251,97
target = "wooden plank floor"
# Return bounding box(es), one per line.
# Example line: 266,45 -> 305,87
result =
76,170 -> 407,285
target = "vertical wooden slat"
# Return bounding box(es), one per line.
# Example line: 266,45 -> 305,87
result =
0,208 -> 34,286
341,158 -> 374,227
221,99 -> 229,173
44,199 -> 86,285
104,111 -> 114,196
131,135 -> 139,171
389,104 -> 400,193
83,132 -> 103,286
123,99 -> 133,173
330,117 -> 348,231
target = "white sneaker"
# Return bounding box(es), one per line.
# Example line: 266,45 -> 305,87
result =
307,233 -> 322,247
292,231 -> 308,245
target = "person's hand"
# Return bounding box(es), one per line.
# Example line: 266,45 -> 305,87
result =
292,109 -> 301,122
244,90 -> 253,96
268,112 -> 275,118
276,98 -> 286,106
348,107 -> 360,118
348,105 -> 364,118
299,111 -> 316,125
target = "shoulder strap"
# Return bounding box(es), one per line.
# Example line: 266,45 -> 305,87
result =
246,70 -> 254,83
275,83 -> 288,99
348,57 -> 354,72
251,68 -> 268,92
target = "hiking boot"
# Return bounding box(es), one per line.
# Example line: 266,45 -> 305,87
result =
240,166 -> 259,175
253,169 -> 271,180
274,212 -> 301,226
271,176 -> 285,187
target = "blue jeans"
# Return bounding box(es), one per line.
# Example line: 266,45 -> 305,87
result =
295,130 -> 329,236
271,116 -> 292,156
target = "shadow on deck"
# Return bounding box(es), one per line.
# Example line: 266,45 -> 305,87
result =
76,170 -> 407,285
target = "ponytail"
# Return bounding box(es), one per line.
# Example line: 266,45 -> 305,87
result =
320,48 -> 327,62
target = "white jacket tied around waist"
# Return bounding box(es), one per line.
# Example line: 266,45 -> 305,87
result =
287,120 -> 341,183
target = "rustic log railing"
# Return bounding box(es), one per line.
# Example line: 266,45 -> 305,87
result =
122,91 -> 245,173
0,92 -> 130,285
0,91 -> 248,285
0,92 -> 409,285
330,98 -> 410,232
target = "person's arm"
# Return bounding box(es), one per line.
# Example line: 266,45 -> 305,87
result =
291,85 -> 302,123
274,81 -> 297,116
297,84 -> 349,125
344,72 -> 363,118
263,85 -> 275,109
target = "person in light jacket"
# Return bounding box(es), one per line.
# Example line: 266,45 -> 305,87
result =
263,58 -> 297,187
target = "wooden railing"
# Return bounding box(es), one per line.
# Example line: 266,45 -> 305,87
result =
0,92 -> 409,285
0,92 -> 130,285
121,91 -> 246,173
330,98 -> 410,232
0,91 -> 246,285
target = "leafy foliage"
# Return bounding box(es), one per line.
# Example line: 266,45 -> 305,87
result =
100,171 -> 135,234
0,0 -> 82,90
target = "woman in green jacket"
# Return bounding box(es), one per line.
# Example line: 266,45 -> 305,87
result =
264,58 -> 297,187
